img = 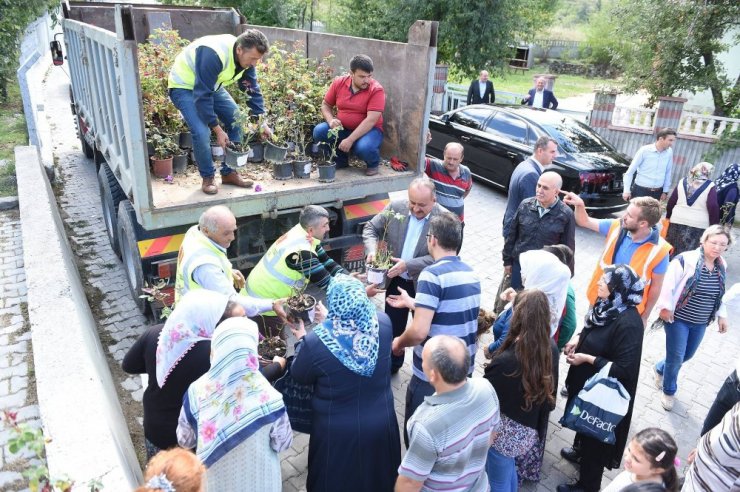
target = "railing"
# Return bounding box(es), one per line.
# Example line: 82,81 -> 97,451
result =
611,106 -> 656,129
680,112 -> 740,139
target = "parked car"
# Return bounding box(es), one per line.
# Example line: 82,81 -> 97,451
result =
427,104 -> 629,214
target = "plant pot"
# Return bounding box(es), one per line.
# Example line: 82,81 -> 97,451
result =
264,141 -> 289,163
249,142 -> 264,162
367,267 -> 388,287
286,294 -> 317,324
172,153 -> 188,174
150,155 -> 173,178
147,141 -> 155,158
272,161 -> 293,180
258,336 -> 287,363
225,145 -> 250,167
292,158 -> 312,179
318,162 -> 336,183
179,131 -> 192,149
210,141 -> 224,160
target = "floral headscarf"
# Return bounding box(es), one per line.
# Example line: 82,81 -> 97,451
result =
586,264 -> 645,330
687,161 -> 715,194
313,275 -> 379,377
716,163 -> 740,193
182,318 -> 285,467
519,250 -> 571,337
155,290 -> 230,387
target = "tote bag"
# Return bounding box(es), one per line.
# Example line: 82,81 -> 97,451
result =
273,354 -> 314,434
560,362 -> 631,444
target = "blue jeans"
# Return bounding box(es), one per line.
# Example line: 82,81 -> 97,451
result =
655,318 -> 707,396
312,122 -> 383,168
486,448 -> 517,492
169,87 -> 241,178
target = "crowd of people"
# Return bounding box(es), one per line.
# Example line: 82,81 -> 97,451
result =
126,26 -> 740,492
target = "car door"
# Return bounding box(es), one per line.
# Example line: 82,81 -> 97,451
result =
434,107 -> 496,178
480,111 -> 532,187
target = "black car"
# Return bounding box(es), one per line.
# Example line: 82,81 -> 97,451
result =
428,104 -> 629,213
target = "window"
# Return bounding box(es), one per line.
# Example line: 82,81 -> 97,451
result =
542,119 -> 611,153
485,112 -> 529,143
450,107 -> 493,129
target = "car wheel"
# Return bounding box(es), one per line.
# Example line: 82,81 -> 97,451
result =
117,200 -> 147,314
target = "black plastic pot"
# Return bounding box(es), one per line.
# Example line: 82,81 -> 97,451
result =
173,153 -> 188,174
292,158 -> 312,179
264,141 -> 289,163
272,161 -> 293,180
179,131 -> 192,149
318,162 -> 336,183
249,142 -> 264,162
286,294 -> 317,324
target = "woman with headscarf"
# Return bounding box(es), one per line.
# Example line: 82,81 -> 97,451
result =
484,289 -> 559,491
558,264 -> 646,492
177,318 -> 293,491
653,225 -> 730,412
123,290 -> 239,459
665,161 -> 719,256
289,274 -> 401,492
715,163 -> 739,226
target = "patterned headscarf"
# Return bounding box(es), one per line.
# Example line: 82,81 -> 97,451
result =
155,290 -> 230,387
313,274 -> 379,377
585,264 -> 645,330
715,163 -> 740,193
687,161 -> 715,194
520,250 -> 571,337
182,318 -> 285,467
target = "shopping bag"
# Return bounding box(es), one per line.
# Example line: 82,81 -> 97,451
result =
559,363 -> 630,444
273,354 -> 314,434
493,273 -> 511,315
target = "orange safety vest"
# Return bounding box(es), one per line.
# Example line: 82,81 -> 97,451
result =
586,221 -> 672,314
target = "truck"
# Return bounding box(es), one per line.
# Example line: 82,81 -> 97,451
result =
59,2 -> 437,314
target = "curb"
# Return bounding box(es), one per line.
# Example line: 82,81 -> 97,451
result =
15,145 -> 141,489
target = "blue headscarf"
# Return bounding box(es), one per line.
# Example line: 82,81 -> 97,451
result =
313,275 -> 379,377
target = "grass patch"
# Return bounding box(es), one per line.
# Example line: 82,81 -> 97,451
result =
450,63 -> 621,100
0,80 -> 27,197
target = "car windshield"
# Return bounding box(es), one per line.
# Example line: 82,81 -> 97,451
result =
541,118 -> 612,153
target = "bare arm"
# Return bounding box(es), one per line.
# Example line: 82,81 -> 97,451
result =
393,307 -> 434,351
321,100 -> 341,128
562,191 -> 599,232
395,476 -> 424,492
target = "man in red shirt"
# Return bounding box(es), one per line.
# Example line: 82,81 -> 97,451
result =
312,55 -> 385,176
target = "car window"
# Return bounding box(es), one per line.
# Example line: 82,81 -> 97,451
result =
484,112 -> 528,143
541,119 -> 612,153
449,107 -> 492,129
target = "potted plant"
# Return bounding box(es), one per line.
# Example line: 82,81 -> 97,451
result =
258,333 -> 287,366
285,252 -> 317,323
267,109 -> 293,178
318,124 -> 343,182
367,209 -> 406,286
149,132 -> 179,178
224,107 -> 257,168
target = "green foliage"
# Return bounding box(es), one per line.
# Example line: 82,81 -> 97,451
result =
581,1 -> 622,68
0,79 -> 25,197
326,125 -> 344,164
610,0 -> 740,116
371,209 -> 405,269
0,0 -> 58,102
330,0 -> 557,77
149,133 -> 180,160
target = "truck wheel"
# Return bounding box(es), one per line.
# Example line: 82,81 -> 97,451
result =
77,115 -> 94,159
117,200 -> 147,314
99,163 -> 125,258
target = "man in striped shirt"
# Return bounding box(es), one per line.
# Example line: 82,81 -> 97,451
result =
424,143 -> 473,222
395,335 -> 500,492
388,212 -> 481,446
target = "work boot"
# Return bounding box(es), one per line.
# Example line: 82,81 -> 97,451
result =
221,172 -> 253,188
201,176 -> 217,195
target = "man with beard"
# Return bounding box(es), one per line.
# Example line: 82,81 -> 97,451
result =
562,194 -> 671,326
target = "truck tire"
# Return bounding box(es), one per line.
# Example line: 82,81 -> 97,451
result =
117,200 -> 147,314
77,115 -> 94,159
99,163 -> 125,258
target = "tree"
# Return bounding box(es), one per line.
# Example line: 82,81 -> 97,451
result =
330,0 -> 558,76
611,0 -> 740,116
0,0 -> 58,102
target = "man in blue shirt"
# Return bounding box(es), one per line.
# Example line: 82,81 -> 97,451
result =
622,128 -> 677,202
169,30 -> 271,195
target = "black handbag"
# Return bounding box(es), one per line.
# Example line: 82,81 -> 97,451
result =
273,350 -> 314,434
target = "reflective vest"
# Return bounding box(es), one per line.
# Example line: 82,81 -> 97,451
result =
174,225 -> 234,303
168,34 -> 243,90
246,224 -> 318,315
586,221 -> 672,314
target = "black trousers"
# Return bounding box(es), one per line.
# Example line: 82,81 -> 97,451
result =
631,183 -> 663,200
384,276 -> 415,373
576,433 -> 608,492
701,370 -> 740,435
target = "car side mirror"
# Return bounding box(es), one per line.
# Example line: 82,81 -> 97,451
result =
50,37 -> 63,66
440,114 -> 450,124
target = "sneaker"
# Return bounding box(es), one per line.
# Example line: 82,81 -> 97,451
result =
560,386 -> 568,397
653,366 -> 663,391
660,393 -> 674,411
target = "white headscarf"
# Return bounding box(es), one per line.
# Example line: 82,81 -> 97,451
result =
519,250 -> 571,337
155,290 -> 230,387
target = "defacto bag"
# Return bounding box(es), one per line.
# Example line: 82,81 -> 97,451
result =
560,362 -> 630,444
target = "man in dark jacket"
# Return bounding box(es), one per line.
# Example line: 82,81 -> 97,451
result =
522,76 -> 558,109
503,171 -> 575,289
466,70 -> 495,105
